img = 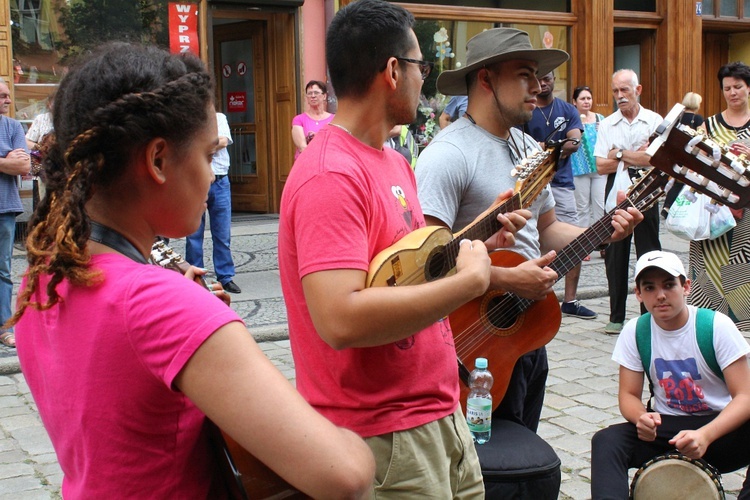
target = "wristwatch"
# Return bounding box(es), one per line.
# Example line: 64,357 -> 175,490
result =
615,149 -> 624,160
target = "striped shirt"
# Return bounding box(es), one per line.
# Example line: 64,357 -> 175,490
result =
594,106 -> 663,168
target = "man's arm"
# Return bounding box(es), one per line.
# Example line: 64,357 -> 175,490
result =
301,240 -> 491,349
618,365 -> 662,442
559,127 -> 581,159
0,148 -> 30,176
669,356 -> 750,459
425,203 -> 557,302
438,112 -> 451,130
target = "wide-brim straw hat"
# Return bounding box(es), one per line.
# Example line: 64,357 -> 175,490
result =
437,28 -> 570,95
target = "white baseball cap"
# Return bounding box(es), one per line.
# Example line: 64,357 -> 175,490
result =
634,251 -> 686,281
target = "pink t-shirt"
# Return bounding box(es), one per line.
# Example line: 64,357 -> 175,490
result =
279,126 -> 458,438
16,254 -> 242,498
291,112 -> 335,159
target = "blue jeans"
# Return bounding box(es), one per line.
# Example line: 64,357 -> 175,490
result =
0,213 -> 16,332
185,176 -> 236,285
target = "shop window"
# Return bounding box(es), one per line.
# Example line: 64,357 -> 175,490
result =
10,0 -> 200,127
701,0 -> 750,17
722,0 -> 739,16
411,19 -> 569,147
400,0 -> 569,12
614,0 -> 656,11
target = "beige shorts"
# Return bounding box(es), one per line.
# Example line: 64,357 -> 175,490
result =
364,406 -> 484,499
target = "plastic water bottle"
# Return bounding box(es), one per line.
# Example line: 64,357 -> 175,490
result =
466,357 -> 493,444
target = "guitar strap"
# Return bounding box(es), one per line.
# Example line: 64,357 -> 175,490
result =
89,221 -> 148,264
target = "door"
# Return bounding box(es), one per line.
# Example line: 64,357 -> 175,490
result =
614,29 -> 656,112
213,21 -> 269,212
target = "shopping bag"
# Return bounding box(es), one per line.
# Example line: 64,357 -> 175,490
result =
709,203 -> 737,239
665,187 -> 711,241
604,162 -> 632,212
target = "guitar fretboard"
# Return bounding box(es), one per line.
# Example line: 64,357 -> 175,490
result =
444,194 -> 523,271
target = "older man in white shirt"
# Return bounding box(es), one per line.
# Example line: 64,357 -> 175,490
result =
595,69 -> 663,335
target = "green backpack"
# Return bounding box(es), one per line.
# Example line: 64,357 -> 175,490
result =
635,308 -> 723,405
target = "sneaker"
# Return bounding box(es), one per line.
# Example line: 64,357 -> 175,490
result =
561,300 -> 598,319
604,322 -> 624,335
222,280 -> 242,294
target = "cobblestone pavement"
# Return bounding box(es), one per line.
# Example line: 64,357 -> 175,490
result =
1,214 -> 748,498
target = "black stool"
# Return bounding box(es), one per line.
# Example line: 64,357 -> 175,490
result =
475,419 -> 561,499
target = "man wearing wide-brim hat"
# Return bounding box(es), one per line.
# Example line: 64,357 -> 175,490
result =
416,27 -> 644,432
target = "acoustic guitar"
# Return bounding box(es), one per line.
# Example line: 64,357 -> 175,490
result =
150,241 -> 308,500
452,103 -> 750,409
366,147 -> 561,288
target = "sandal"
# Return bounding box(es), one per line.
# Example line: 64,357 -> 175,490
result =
0,331 -> 15,348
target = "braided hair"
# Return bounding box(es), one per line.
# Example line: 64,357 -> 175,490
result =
6,43 -> 214,327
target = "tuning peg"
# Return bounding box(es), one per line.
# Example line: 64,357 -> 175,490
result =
703,199 -> 721,214
684,189 -> 698,203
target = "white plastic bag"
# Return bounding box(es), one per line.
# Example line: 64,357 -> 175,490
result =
665,186 -> 711,241
604,162 -> 632,212
709,203 -> 737,239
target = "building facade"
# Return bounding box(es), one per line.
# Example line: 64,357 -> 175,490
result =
1,1 -> 750,213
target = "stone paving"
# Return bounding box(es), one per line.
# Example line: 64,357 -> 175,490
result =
1,213 -> 748,498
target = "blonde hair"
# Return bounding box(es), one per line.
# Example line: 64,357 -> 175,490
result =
682,92 -> 702,112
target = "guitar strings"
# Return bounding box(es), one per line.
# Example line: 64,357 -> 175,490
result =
453,192 -> 657,360
376,196 -> 523,287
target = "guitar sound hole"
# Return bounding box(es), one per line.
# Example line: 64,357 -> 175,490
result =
425,248 -> 447,282
486,294 -> 521,329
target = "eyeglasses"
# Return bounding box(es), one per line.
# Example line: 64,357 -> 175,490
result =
395,57 -> 434,80
306,91 -> 324,97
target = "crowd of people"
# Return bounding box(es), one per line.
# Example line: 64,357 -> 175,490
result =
0,0 -> 748,497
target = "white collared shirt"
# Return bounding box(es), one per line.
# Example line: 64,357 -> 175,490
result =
594,105 -> 663,168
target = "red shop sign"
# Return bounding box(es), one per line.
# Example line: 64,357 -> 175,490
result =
168,3 -> 199,55
227,92 -> 247,112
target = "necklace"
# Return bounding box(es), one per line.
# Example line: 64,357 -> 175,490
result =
723,110 -> 750,132
330,123 -> 352,135
537,100 -> 555,127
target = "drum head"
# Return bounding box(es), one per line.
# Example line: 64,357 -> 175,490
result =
631,457 -> 724,500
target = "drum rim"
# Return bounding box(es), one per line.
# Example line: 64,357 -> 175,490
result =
629,451 -> 725,500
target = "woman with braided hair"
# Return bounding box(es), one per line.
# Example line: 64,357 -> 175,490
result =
6,43 -> 373,499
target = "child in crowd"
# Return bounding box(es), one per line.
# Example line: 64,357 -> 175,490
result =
590,251 -> 750,499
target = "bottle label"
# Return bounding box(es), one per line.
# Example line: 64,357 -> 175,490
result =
466,397 -> 491,433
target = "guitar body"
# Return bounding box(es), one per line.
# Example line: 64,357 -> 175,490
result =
152,243 -> 309,500
367,226 -> 454,287
450,251 -> 561,411
217,428 -> 309,499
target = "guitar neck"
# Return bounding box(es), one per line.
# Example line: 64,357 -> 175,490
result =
548,208 -> 618,279
446,194 -> 523,268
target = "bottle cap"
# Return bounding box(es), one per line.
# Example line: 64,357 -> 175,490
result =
475,357 -> 488,370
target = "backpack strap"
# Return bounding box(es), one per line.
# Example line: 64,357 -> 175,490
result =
635,313 -> 655,410
696,308 -> 723,381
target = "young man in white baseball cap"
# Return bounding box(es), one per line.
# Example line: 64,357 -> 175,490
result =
591,250 -> 750,498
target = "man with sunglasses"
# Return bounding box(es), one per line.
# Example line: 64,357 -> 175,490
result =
416,28 -> 643,434
278,0 -> 529,496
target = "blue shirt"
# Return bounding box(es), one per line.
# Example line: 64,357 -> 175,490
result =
0,115 -> 28,215
520,98 -> 582,189
444,96 -> 468,121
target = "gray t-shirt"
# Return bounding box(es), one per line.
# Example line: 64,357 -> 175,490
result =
415,117 -> 555,260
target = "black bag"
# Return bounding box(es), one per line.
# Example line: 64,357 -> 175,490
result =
475,419 -> 561,499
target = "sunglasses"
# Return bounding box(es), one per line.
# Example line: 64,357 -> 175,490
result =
395,57 -> 434,80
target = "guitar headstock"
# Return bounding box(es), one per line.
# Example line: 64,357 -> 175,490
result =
512,147 -> 558,209
647,103 -> 750,209
150,239 -> 191,275
624,168 -> 671,213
